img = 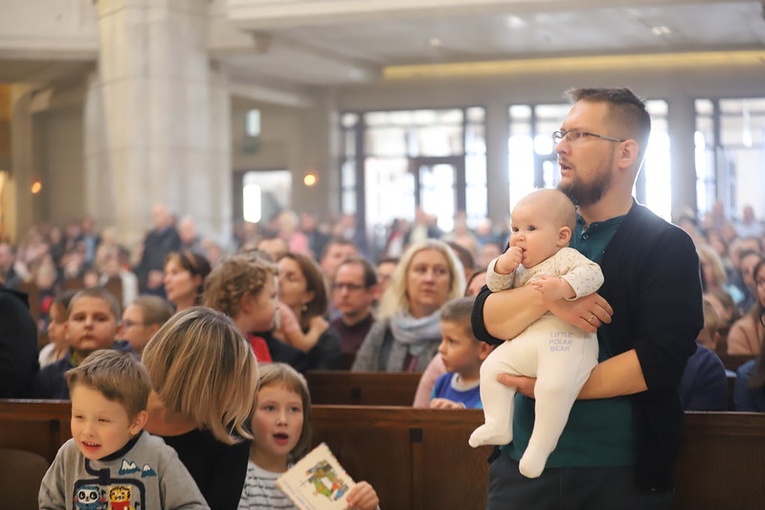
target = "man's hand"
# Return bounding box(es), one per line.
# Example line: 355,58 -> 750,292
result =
496,374 -> 537,398
494,246 -> 523,275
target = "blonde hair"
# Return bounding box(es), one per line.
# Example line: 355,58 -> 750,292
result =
377,239 -> 466,321
66,350 -> 150,420
142,307 -> 257,444
696,243 -> 728,289
203,255 -> 277,318
255,363 -> 313,461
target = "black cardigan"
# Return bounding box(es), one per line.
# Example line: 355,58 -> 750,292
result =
472,202 -> 704,491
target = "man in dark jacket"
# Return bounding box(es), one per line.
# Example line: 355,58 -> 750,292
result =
473,88 -> 703,510
0,281 -> 39,397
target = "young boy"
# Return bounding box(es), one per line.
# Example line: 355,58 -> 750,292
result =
468,189 -> 604,479
38,350 -> 209,509
33,287 -> 132,399
429,296 -> 493,410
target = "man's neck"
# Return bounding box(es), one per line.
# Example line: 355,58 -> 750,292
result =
341,310 -> 371,327
579,194 -> 634,226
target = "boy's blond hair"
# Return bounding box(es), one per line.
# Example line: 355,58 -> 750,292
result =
65,350 -> 150,420
142,306 -> 257,445
256,363 -> 313,460
440,296 -> 479,340
69,286 -> 121,320
203,255 -> 277,318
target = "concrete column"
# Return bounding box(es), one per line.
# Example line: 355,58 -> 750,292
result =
92,0 -> 231,250
484,99 -> 510,226
668,95 -> 698,221
7,85 -> 36,242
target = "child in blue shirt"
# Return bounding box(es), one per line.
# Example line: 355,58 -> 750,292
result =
430,296 -> 492,409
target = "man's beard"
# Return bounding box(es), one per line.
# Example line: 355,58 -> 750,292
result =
559,168 -> 612,207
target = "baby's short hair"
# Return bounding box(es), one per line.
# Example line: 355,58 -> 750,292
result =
440,296 -> 478,340
70,286 -> 121,320
65,350 -> 150,419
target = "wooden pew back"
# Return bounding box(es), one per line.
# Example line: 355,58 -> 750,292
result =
311,405 -> 492,510
2,400 -> 765,510
0,399 -> 71,463
674,412 -> 765,509
306,370 -> 421,406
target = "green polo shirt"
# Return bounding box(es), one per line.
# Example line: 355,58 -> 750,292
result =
505,214 -> 636,468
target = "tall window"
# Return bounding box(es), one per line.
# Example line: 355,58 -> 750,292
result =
340,107 -> 487,255
508,100 -> 671,219
695,98 -> 765,221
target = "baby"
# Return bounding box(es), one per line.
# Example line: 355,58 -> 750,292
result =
468,189 -> 604,479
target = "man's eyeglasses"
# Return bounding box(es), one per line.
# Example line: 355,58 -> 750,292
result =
121,320 -> 146,329
332,283 -> 366,292
552,129 -> 625,144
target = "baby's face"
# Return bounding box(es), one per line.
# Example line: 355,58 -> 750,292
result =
509,201 -> 567,268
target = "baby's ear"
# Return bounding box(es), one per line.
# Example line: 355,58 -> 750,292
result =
558,226 -> 572,247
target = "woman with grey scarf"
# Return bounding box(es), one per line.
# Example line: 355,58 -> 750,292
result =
352,239 -> 466,372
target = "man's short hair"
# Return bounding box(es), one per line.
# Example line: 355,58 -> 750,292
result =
334,256 -> 378,288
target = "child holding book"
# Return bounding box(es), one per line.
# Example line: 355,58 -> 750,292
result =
238,363 -> 380,510
38,349 -> 208,509
429,296 -> 493,410
468,189 -> 604,479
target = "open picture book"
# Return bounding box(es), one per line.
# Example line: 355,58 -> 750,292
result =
276,442 -> 357,510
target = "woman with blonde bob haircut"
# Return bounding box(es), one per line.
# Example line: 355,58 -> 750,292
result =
353,239 -> 466,373
143,306 -> 258,510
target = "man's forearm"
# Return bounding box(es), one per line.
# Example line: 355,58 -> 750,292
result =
579,349 -> 647,399
483,284 -> 547,340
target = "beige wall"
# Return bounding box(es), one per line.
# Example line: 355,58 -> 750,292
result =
8,59 -> 765,238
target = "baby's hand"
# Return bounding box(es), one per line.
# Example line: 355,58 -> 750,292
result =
494,246 -> 523,274
345,481 -> 380,510
531,275 -> 575,302
429,398 -> 467,410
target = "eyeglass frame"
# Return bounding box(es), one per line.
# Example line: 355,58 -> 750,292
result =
552,129 -> 626,144
331,282 -> 369,292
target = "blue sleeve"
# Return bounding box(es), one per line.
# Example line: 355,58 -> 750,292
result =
734,360 -> 760,412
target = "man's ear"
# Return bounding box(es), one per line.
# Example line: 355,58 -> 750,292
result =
619,139 -> 640,170
558,226 -> 572,247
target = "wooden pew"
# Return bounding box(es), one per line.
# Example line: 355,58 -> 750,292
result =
0,399 -> 70,463
674,412 -> 765,510
2,400 -> 765,510
306,370 -> 422,406
718,354 -> 755,372
311,405 -> 492,510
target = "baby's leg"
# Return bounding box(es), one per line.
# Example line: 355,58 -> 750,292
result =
518,334 -> 599,478
469,338 -> 536,448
